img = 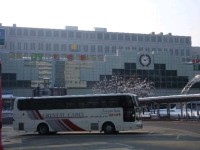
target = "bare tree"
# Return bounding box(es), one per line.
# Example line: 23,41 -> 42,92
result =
92,75 -> 155,97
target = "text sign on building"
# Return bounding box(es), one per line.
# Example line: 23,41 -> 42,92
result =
0,29 -> 5,45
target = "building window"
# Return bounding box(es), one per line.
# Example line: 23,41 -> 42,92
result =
53,30 -> 59,37
105,48 -> 109,53
83,45 -> 88,52
68,31 -> 74,38
75,32 -> 82,39
90,33 -> 96,39
164,48 -> 168,52
174,37 -> 179,43
24,29 -> 28,36
181,49 -> 184,56
111,34 -> 117,40
61,44 -> 66,51
112,46 -> 116,53
17,42 -> 21,50
30,43 -> 35,50
98,45 -> 103,53
46,43 -> 51,51
157,36 -> 162,42
46,30 -> 52,37
163,37 -> 168,42
180,38 -> 184,43
132,35 -> 137,41
139,47 -> 143,51
97,33 -> 103,40
118,34 -> 124,40
53,43 -> 59,51
38,29 -> 44,37
169,37 -> 173,43
186,49 -> 190,56
24,42 -> 28,50
17,28 -> 22,36
38,43 -> 44,50
30,29 -> 36,36
125,34 -> 130,41
138,35 -> 143,41
61,31 -> 67,38
185,38 -> 190,44
91,45 -> 96,53
145,36 -> 150,42
175,49 -> 179,55
104,33 -> 110,40
9,28 -> 16,36
132,47 -> 137,50
151,36 -> 156,42
170,49 -> 173,55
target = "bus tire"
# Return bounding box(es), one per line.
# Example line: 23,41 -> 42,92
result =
102,122 -> 116,134
37,123 -> 49,135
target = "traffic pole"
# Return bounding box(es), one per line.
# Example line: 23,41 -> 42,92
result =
0,60 -> 3,150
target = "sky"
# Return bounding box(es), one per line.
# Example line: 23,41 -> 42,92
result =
0,0 -> 200,46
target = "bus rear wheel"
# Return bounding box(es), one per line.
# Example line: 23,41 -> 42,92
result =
103,122 -> 116,134
37,123 -> 49,135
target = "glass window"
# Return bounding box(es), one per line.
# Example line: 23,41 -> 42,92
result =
175,37 -> 179,43
24,29 -> 28,36
169,37 -> 173,43
105,45 -> 110,53
46,30 -> 52,37
97,33 -> 103,40
61,44 -> 66,51
104,33 -> 110,40
145,36 -> 150,42
151,36 -> 156,42
83,45 -> 88,52
98,45 -> 103,53
138,35 -> 143,41
118,34 -> 124,40
68,31 -> 74,38
169,49 -> 173,55
61,31 -> 67,38
132,35 -> 137,41
53,43 -> 59,51
38,29 -> 44,37
157,36 -> 162,42
53,30 -> 59,37
175,49 -> 179,55
186,49 -> 190,56
111,34 -> 117,40
17,28 -> 22,36
75,32 -> 82,39
125,34 -> 130,41
163,37 -> 168,42
185,38 -> 190,44
91,45 -> 96,52
30,29 -> 36,36
180,38 -> 184,43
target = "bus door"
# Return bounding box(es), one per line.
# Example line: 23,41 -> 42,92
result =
122,97 -> 135,122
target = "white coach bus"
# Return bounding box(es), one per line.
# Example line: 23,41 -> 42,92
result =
13,93 -> 142,135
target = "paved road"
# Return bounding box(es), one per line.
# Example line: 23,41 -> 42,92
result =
2,121 -> 200,150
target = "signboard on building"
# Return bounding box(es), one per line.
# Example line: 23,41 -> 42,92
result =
0,29 -> 5,45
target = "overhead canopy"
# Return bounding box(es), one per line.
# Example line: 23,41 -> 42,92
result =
139,94 -> 200,105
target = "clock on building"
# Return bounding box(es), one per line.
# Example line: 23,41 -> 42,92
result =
139,54 -> 151,67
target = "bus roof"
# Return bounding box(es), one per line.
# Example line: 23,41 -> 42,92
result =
16,93 -> 137,100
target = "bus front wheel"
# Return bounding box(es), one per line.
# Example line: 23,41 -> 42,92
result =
102,122 -> 116,134
37,123 -> 49,135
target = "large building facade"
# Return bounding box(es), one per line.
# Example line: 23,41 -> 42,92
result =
0,23 -> 200,96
